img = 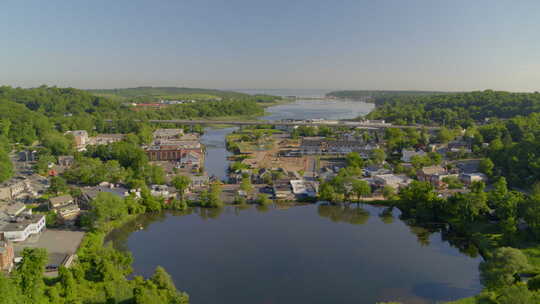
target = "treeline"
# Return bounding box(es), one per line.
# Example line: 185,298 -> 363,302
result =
0,85 -> 272,147
326,90 -> 445,100
89,86 -> 252,100
467,113 -> 540,187
365,90 -> 540,127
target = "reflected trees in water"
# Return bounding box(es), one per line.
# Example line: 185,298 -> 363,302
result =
317,203 -> 370,225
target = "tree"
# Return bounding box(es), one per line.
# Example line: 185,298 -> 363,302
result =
497,284 -> 537,304
371,148 -> 386,164
382,185 -> 398,201
0,147 -> 13,183
41,132 -> 73,156
479,247 -> 529,290
256,193 -> 271,205
318,182 -> 337,202
0,273 -> 24,304
345,152 -> 364,168
523,194 -> 540,238
14,248 -> 48,304
48,176 -> 69,195
86,192 -> 129,228
437,127 -> 455,143
240,176 -> 253,192
480,158 -> 495,177
351,180 -> 371,201
201,183 -> 223,208
171,175 -> 191,200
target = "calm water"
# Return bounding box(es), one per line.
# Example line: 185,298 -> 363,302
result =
200,127 -> 237,181
201,97 -> 373,180
110,204 -> 481,304
111,98 -> 481,303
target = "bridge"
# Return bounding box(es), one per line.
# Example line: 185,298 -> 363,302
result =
119,119 -> 441,130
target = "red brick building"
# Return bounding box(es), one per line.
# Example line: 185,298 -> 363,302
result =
0,235 -> 14,272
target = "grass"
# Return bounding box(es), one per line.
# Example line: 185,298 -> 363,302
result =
445,297 -> 479,304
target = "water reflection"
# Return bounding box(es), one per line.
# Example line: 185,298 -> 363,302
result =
108,203 -> 482,304
317,203 -> 370,225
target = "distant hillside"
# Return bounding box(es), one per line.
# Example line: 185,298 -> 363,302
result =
88,86 -> 253,102
326,90 -> 447,101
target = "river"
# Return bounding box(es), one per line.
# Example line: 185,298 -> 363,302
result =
110,92 -> 482,304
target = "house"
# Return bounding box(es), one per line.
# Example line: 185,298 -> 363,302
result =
417,166 -> 447,182
273,179 -> 294,199
0,237 -> 14,271
448,141 -> 472,153
431,173 -> 460,188
0,214 -> 46,242
4,202 -> 27,218
89,134 -> 125,146
460,173 -> 487,185
18,150 -> 38,162
373,174 -> 412,190
363,165 -> 392,177
300,137 -> 375,156
0,179 -> 30,202
49,195 -> 74,210
179,150 -> 203,166
150,185 -> 172,198
401,149 -> 426,163
66,130 -> 89,151
191,175 -> 209,189
290,180 -> 318,198
145,144 -> 202,162
153,128 -> 184,140
57,204 -> 81,222
58,156 -> 75,167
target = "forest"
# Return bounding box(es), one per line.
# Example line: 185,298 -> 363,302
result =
326,90 -> 446,100
364,90 -> 540,127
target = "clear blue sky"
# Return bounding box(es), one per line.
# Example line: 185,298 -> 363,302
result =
1,0 -> 539,91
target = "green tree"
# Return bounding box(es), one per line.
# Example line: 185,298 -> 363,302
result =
256,193 -> 271,205
351,179 -> 371,201
48,176 -> 69,195
479,247 -> 529,290
171,175 -> 191,200
240,176 -> 253,192
480,158 -> 495,177
14,248 -> 48,304
371,148 -> 386,164
437,127 -> 455,143
382,185 -> 398,201
0,273 -> 24,304
345,152 -> 364,168
318,182 -> 337,202
497,284 -> 537,304
0,147 -> 13,183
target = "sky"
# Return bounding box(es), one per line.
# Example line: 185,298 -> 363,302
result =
1,0 -> 540,91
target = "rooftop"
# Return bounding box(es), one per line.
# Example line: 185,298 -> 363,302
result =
0,214 -> 44,232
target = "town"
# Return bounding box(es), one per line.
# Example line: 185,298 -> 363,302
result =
0,117 -> 489,276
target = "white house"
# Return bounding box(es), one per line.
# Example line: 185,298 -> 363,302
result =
290,180 -> 318,198
0,215 -> 46,242
460,173 -> 487,185
373,174 -> 412,190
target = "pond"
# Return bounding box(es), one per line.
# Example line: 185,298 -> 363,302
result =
109,204 -> 482,304
109,94 -> 482,303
